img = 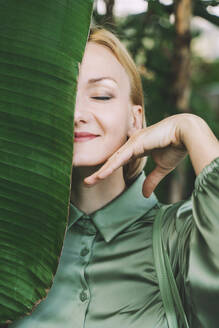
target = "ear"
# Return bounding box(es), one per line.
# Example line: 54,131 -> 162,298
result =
127,105 -> 143,137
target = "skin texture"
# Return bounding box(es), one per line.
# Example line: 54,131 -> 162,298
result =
71,42 -> 142,214
71,42 -> 219,214
73,42 -> 141,167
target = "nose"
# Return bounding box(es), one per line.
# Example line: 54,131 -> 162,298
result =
74,93 -> 92,126
74,108 -> 87,125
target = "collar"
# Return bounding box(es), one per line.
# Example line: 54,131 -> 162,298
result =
68,172 -> 158,243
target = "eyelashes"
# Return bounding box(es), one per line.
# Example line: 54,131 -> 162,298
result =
91,96 -> 113,101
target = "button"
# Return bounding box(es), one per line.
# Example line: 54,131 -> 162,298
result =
80,248 -> 89,257
80,290 -> 88,302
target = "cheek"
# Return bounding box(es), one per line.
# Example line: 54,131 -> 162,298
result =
101,104 -> 129,134
73,100 -> 130,165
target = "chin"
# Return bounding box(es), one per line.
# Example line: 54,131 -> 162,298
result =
72,154 -> 108,167
72,142 -> 124,167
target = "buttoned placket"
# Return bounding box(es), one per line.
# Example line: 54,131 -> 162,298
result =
75,214 -> 97,328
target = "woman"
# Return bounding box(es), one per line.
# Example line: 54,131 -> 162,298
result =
10,27 -> 219,328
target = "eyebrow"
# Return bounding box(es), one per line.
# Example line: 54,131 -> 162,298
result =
88,77 -> 117,84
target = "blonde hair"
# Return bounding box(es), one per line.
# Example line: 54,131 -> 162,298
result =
88,27 -> 147,184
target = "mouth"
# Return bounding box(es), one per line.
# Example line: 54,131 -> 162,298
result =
74,132 -> 99,142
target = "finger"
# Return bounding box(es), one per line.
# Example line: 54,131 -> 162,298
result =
142,165 -> 173,198
98,148 -> 132,178
84,143 -> 134,185
84,149 -> 132,185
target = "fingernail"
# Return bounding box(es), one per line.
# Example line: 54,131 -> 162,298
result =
84,178 -> 93,185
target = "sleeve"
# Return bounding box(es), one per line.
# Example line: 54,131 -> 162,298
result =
170,156 -> 219,328
184,156 -> 219,328
160,156 -> 219,327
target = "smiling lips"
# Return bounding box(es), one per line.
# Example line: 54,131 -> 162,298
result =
74,132 -> 99,142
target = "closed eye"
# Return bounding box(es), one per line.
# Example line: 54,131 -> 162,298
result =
91,96 -> 112,101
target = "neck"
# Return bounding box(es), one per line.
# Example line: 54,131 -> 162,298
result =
70,166 -> 126,215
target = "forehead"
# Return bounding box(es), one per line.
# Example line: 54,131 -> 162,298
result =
78,42 -> 130,90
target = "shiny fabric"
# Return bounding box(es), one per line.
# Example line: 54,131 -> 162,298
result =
10,157 -> 219,328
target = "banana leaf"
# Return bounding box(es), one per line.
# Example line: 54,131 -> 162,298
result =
0,0 -> 93,324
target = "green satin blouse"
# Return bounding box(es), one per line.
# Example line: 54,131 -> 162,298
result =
10,157 -> 219,328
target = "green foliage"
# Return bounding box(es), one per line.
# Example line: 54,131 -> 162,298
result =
0,0 -> 93,323
191,58 -> 219,137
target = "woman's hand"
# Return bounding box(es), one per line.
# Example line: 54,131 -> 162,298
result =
84,114 -> 219,198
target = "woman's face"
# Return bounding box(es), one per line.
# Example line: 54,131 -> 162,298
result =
73,42 -> 141,167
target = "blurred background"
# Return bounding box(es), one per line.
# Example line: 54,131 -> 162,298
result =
92,0 -> 219,203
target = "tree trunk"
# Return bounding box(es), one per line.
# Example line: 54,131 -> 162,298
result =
172,0 -> 192,111
104,0 -> 115,27
169,0 -> 193,203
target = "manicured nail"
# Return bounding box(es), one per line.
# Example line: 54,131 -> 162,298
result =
84,178 -> 93,185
